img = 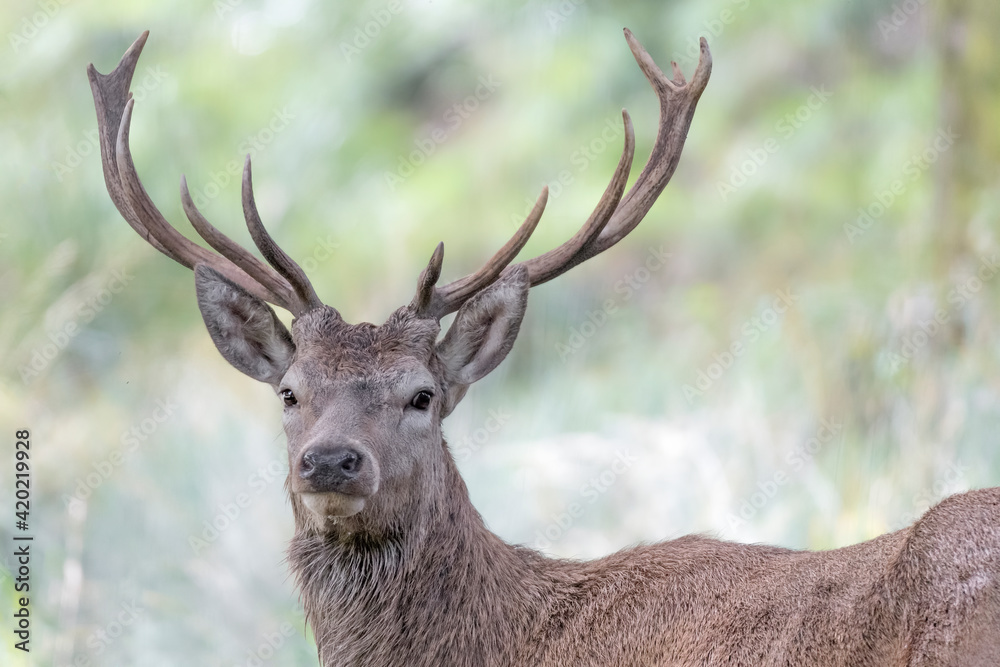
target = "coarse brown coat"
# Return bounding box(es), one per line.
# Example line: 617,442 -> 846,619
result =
88,29 -> 1000,667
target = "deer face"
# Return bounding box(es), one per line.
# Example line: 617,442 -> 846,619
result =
90,29 -> 709,535
193,263 -> 529,535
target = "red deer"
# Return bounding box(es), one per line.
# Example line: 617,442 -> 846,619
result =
89,30 -> 1000,667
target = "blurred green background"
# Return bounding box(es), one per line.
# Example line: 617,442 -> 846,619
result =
2,0 -> 1000,664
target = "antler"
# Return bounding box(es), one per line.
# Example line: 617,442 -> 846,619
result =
87,31 -> 323,318
413,29 -> 712,320
90,30 -> 708,322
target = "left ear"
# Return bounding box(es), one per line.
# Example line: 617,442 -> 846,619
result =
194,264 -> 295,387
436,265 -> 529,415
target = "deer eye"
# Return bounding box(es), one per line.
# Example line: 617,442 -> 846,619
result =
409,390 -> 433,411
280,389 -> 297,407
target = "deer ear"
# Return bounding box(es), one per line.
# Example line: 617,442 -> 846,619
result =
194,265 -> 295,386
436,266 -> 529,413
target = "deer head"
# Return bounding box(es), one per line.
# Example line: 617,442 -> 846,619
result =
88,31 -> 1000,667
88,30 -> 710,540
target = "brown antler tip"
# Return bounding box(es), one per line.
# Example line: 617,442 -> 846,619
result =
132,30 -> 150,52
242,155 -> 257,204
521,187 -> 548,241
670,61 -> 685,84
115,97 -> 136,155
425,242 -> 445,287
692,38 -> 713,90
622,29 -> 673,91
179,174 -> 193,208
427,241 -> 444,286
411,242 -> 444,314
622,28 -> 641,54
89,30 -> 149,79
621,108 -> 633,134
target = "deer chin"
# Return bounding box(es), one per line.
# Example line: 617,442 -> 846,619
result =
300,491 -> 367,520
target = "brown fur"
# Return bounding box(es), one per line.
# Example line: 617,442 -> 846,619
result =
87,30 -> 1000,667
280,307 -> 1000,666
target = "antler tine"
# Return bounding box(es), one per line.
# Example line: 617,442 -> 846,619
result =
578,30 -> 711,261
89,31 -> 318,316
411,30 -> 709,321
514,30 -> 710,284
114,98 -> 286,306
413,187 -> 548,318
412,242 -> 445,313
415,104 -> 633,318
514,109 -> 635,286
87,31 -> 178,263
179,174 -> 304,312
242,156 -> 325,316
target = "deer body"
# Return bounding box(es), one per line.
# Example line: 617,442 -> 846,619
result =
289,431 -> 1000,666
88,30 -> 1000,666
275,309 -> 999,667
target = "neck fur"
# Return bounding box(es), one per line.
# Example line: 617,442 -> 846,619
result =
287,440 -> 559,666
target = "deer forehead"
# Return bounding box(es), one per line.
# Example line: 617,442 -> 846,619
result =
286,306 -> 444,392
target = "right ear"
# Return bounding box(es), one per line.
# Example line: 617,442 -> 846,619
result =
194,265 -> 295,386
435,265 -> 529,415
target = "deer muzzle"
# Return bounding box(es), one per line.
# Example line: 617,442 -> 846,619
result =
295,443 -> 380,518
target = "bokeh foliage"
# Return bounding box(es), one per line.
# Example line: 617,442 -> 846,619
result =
2,0 -> 1000,664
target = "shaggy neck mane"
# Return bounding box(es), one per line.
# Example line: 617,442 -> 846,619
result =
287,439 -> 564,666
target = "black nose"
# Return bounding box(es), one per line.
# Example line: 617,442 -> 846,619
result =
300,446 -> 364,492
